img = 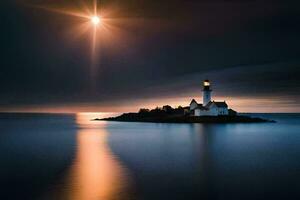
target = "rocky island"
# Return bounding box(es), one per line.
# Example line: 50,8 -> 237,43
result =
97,80 -> 275,123
98,106 -> 274,124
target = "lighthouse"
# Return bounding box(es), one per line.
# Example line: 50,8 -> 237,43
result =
203,80 -> 212,106
189,79 -> 228,116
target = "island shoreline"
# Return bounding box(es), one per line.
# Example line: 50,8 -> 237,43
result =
96,114 -> 275,124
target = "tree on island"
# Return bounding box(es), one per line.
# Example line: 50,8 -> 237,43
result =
162,105 -> 173,113
139,108 -> 150,113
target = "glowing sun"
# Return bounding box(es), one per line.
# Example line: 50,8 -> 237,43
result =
91,16 -> 101,26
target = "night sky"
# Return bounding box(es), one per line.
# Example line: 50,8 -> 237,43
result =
1,0 -> 300,112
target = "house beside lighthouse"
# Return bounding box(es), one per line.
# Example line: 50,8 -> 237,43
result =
189,80 -> 229,116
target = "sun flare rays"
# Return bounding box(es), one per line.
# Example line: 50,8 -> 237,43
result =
30,0 -> 117,88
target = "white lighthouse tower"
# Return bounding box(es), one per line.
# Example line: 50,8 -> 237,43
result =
203,80 -> 212,106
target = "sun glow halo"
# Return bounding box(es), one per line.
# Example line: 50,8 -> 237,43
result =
33,0 -> 117,87
91,16 -> 101,26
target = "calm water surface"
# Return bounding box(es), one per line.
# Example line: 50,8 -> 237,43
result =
0,113 -> 299,200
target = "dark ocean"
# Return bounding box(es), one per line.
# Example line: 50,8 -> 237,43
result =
0,113 -> 299,200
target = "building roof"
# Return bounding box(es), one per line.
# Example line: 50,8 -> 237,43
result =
189,99 -> 204,110
206,101 -> 228,108
190,99 -> 197,104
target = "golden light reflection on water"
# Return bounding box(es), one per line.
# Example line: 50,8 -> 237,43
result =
48,113 -> 132,200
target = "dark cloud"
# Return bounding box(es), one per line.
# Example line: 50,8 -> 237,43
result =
0,0 -> 300,111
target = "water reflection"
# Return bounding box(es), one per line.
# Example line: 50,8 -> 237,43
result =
48,113 -> 132,200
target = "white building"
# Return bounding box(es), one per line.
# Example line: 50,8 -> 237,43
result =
189,80 -> 229,116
